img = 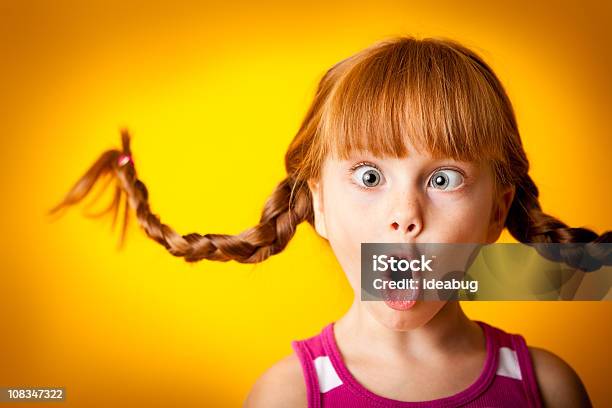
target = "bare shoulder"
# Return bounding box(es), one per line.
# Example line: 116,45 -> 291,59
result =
243,352 -> 307,408
528,346 -> 592,408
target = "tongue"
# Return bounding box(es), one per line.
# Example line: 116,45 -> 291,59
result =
383,299 -> 417,311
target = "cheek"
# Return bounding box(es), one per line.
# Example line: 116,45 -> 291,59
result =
322,187 -> 378,289
328,193 -> 378,241
427,188 -> 493,242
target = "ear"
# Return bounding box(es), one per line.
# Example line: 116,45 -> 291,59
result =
487,184 -> 516,243
307,179 -> 328,239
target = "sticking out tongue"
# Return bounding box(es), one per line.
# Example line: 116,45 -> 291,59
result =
382,259 -> 420,311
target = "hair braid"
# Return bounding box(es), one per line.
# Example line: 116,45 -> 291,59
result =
49,130 -> 314,264
506,173 -> 611,271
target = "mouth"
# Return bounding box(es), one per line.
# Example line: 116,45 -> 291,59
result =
387,246 -> 421,261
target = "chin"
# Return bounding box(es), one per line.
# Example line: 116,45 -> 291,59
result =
364,301 -> 447,331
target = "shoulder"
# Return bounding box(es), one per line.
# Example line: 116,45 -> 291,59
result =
243,352 -> 307,408
527,346 -> 592,407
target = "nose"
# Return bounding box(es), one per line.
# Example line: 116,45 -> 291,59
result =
390,204 -> 423,238
391,221 -> 419,234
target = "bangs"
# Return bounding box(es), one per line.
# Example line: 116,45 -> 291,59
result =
317,38 -> 515,167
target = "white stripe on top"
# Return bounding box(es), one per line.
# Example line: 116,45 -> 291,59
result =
496,346 -> 522,380
313,356 -> 344,393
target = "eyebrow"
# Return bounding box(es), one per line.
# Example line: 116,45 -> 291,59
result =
342,151 -> 479,167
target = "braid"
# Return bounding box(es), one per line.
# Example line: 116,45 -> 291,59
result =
49,130 -> 314,264
506,173 -> 611,271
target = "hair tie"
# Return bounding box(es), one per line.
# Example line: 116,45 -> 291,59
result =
117,153 -> 134,167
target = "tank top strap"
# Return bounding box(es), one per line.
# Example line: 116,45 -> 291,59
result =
479,321 -> 543,408
509,332 -> 544,407
292,323 -> 337,408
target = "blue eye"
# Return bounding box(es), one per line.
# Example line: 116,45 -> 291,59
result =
351,163 -> 384,189
429,169 -> 463,191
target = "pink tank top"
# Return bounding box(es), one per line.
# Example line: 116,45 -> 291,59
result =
291,320 -> 543,407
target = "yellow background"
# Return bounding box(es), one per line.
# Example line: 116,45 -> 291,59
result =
1,0 -> 610,406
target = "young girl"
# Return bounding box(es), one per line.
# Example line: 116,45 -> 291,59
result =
50,36 -> 608,407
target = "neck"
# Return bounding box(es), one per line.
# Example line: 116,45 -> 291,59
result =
334,299 -> 482,361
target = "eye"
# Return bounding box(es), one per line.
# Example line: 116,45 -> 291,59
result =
429,169 -> 464,191
350,163 -> 385,189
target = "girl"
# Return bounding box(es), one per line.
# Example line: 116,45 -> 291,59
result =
50,36 -> 608,407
